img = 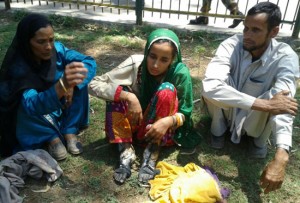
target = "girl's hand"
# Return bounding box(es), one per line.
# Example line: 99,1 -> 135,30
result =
144,117 -> 173,144
125,92 -> 143,126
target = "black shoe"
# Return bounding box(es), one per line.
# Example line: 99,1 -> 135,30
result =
189,16 -> 209,25
228,11 -> 243,28
248,137 -> 268,159
211,133 -> 225,149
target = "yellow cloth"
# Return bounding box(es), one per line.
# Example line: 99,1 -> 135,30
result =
148,162 -> 222,203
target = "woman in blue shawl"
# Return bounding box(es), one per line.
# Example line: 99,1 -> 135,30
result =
0,13 -> 96,160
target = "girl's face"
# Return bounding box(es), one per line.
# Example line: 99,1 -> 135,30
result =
29,25 -> 54,63
146,41 -> 174,80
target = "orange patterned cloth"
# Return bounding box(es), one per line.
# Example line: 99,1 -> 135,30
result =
105,82 -> 178,146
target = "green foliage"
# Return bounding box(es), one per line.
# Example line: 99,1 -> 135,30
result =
194,45 -> 206,54
0,22 -> 16,62
49,14 -> 78,28
87,177 -> 101,189
12,9 -> 29,21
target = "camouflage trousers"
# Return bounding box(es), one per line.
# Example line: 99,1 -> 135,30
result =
200,0 -> 239,13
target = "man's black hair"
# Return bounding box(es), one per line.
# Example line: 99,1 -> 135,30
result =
247,2 -> 281,31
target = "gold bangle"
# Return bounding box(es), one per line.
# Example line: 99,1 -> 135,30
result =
175,113 -> 184,127
172,115 -> 176,127
59,78 -> 67,93
175,114 -> 181,127
178,113 -> 185,126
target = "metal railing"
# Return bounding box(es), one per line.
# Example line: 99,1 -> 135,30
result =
4,0 -> 300,38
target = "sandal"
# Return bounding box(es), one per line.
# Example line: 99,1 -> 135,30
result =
113,143 -> 136,184
138,143 -> 160,187
114,164 -> 132,184
138,162 -> 160,187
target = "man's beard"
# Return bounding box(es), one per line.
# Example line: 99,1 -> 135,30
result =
243,42 -> 267,52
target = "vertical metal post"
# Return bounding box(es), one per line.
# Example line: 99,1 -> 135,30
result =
4,0 -> 11,10
136,0 -> 143,25
160,0 -> 162,18
169,0 -> 172,18
126,0 -> 129,15
178,0 -> 181,19
110,0 -> 112,13
151,0 -> 154,17
292,7 -> 300,38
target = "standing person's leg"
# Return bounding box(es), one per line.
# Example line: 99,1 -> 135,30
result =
201,0 -> 212,13
221,0 -> 244,28
189,0 -> 211,25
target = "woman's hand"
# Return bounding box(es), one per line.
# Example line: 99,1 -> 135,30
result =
63,62 -> 88,89
56,62 -> 87,99
144,117 -> 174,144
125,92 -> 143,126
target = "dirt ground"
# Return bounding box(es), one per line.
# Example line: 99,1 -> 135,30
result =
86,42 -> 211,79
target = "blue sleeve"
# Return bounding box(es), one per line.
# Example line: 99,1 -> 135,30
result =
55,41 -> 97,89
21,87 -> 63,115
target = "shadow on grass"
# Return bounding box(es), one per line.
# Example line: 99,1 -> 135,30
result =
190,112 -> 274,203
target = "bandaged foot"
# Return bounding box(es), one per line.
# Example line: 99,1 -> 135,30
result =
114,143 -> 136,184
138,143 -> 160,187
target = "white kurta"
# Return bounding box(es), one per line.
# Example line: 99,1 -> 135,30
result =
202,34 -> 299,147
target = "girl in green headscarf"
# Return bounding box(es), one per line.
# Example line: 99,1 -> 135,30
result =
89,28 -> 200,186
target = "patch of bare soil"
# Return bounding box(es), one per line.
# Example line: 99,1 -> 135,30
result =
88,46 -> 211,79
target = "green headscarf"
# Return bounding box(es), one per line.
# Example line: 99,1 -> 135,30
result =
139,28 -> 200,148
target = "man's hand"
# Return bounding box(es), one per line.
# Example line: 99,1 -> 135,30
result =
260,148 -> 289,194
252,90 -> 298,116
269,90 -> 298,115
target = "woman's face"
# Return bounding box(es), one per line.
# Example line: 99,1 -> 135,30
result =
29,25 -> 54,63
146,41 -> 174,79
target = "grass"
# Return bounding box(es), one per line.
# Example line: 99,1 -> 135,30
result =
0,9 -> 300,203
